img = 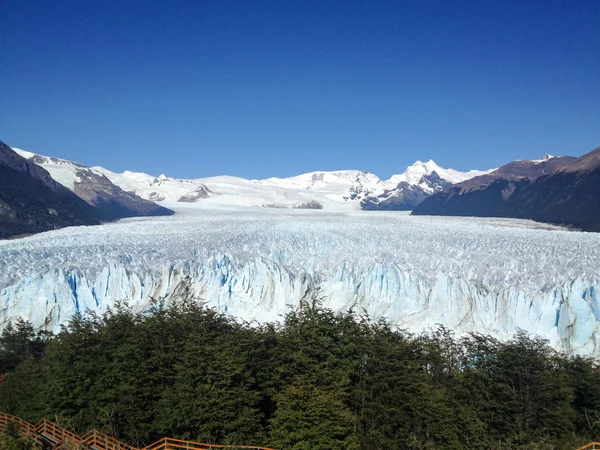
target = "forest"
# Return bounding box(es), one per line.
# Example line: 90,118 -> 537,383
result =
0,300 -> 599,450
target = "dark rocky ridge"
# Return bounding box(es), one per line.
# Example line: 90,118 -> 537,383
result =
293,200 -> 323,209
22,153 -> 174,221
178,185 -> 212,203
413,148 -> 600,232
1,140 -> 175,239
0,141 -> 98,238
362,171 -> 452,211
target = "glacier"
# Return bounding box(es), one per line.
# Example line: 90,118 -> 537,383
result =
1,204 -> 599,356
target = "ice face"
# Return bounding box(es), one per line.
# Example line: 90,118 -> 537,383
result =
1,204 -> 599,356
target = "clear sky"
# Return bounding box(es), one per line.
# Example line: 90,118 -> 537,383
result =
1,0 -> 599,179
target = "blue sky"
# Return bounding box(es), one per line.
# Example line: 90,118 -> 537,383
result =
1,0 -> 599,179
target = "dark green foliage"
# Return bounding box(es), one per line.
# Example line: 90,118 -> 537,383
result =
565,355 -> 600,441
0,422 -> 40,450
0,320 -> 51,373
353,323 -> 480,450
458,333 -> 578,448
0,303 -> 598,449
157,305 -> 264,445
268,307 -> 361,450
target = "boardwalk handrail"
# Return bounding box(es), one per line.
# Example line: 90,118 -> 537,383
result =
577,443 -> 600,450
37,417 -> 81,443
142,437 -> 277,450
82,429 -> 138,450
0,411 -> 37,436
0,411 -> 276,450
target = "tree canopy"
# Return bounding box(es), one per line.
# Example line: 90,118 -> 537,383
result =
0,301 -> 598,449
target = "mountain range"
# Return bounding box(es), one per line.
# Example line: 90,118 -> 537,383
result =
92,159 -> 492,211
413,147 -> 600,231
3,138 -> 599,236
1,139 -> 492,235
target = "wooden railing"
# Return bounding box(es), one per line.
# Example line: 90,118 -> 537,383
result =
142,438 -> 276,450
82,429 -> 137,450
0,411 -> 38,437
0,411 -> 276,450
577,443 -> 600,450
38,417 -> 82,443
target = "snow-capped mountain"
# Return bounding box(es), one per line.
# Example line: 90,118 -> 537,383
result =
92,167 -> 390,210
7,142 -> 491,212
94,161 -> 491,211
362,160 -> 492,210
362,171 -> 453,211
3,139 -> 501,227
12,149 -> 173,221
0,141 -> 98,238
389,159 -> 491,187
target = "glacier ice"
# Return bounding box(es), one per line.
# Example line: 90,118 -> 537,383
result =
0,204 -> 599,357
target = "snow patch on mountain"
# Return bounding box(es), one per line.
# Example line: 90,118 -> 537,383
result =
12,148 -> 89,191
10,148 -> 36,160
532,153 -> 557,164
12,148 -> 173,220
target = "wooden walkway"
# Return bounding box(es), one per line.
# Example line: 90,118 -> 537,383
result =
0,411 -> 276,450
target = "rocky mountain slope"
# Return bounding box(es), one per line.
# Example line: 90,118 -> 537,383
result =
0,141 -> 98,238
362,170 -> 453,210
413,149 -> 600,231
13,149 -> 173,221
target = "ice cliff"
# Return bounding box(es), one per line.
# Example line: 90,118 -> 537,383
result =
1,205 -> 599,356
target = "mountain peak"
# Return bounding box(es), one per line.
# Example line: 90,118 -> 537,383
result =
412,159 -> 435,165
389,159 -> 444,185
531,153 -> 558,164
387,159 -> 492,187
409,159 -> 440,170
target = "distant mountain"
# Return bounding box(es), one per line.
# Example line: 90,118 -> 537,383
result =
413,149 -> 600,231
13,149 -> 173,221
362,160 -> 492,210
96,161 -> 491,211
387,159 -> 492,186
0,141 -> 98,238
362,171 -> 452,211
92,169 -> 215,203
94,167 -> 388,208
